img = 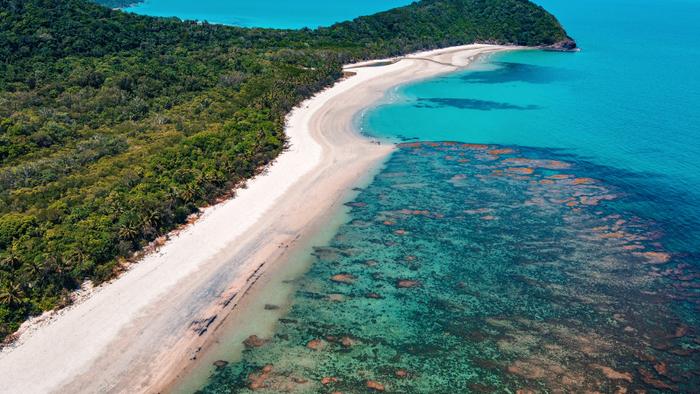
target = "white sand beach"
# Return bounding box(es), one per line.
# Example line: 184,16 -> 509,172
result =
0,44 -> 514,394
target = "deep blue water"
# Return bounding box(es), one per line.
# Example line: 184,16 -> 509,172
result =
125,0 -> 412,28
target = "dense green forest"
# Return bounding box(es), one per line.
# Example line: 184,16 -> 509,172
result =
0,0 -> 571,340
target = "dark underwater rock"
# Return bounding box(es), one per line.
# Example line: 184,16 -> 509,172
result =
545,38 -> 579,52
248,364 -> 274,390
330,273 -> 356,284
243,335 -> 268,348
366,380 -> 385,391
397,279 -> 421,288
213,360 -> 228,369
306,338 -> 326,351
320,376 -> 339,385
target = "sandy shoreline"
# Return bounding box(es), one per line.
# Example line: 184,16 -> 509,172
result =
0,44 -> 514,393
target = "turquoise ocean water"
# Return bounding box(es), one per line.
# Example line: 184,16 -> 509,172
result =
365,0 -> 700,214
127,0 -> 700,391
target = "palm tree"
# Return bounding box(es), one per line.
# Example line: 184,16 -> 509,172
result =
178,184 -> 198,204
64,247 -> 87,268
118,216 -> 140,240
22,259 -> 45,285
139,209 -> 160,236
142,209 -> 160,228
0,282 -> 25,306
0,252 -> 21,271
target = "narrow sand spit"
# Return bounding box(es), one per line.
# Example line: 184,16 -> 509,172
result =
0,44 -> 514,393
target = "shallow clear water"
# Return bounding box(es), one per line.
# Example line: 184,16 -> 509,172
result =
125,0 -> 412,28
179,0 -> 700,391
201,143 -> 699,392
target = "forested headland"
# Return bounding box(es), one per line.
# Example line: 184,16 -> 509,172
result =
0,0 -> 572,340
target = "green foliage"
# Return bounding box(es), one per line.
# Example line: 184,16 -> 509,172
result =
0,213 -> 36,249
0,0 -> 570,340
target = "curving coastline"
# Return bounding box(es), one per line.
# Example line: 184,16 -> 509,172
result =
0,44 -> 515,393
